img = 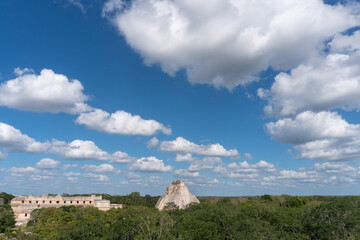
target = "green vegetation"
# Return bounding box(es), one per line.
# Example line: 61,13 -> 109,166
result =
0,192 -> 15,234
1,193 -> 360,239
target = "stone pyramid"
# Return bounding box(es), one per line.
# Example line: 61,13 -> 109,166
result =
155,180 -> 200,210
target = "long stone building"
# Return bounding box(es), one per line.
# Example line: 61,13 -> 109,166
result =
11,194 -> 122,226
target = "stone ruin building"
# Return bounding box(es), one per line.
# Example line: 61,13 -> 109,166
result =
11,194 -> 122,226
0,198 -> 4,205
155,180 -> 200,210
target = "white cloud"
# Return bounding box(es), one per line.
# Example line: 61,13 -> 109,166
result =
110,151 -> 136,163
128,156 -> 173,172
146,137 -> 159,148
14,67 -> 33,76
266,111 -> 360,161
124,171 -> 142,180
103,0 -> 359,89
8,167 -> 39,174
51,139 -> 110,161
0,68 -> 90,114
175,153 -> 193,162
174,169 -> 200,178
61,164 -> 78,170
50,140 -> 134,163
67,0 -> 86,14
213,160 -> 276,180
262,30 -> 360,117
160,137 -> 239,157
188,157 -> 222,172
67,177 -> 79,182
314,162 -> 356,174
102,0 -> 124,17
0,122 -> 50,153
63,172 -> 82,177
76,108 -> 171,136
244,153 -> 253,161
0,151 -> 6,160
81,164 -> 121,174
84,173 -> 110,182
35,158 -> 60,169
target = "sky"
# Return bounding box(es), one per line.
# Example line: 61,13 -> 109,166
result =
1,0 -> 360,196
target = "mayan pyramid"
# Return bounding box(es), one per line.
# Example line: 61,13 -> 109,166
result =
155,180 -> 200,210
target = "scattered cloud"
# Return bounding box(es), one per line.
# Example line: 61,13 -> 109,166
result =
84,173 -> 110,182
262,44 -> 360,117
8,166 -> 39,174
80,163 -> 121,174
110,151 -> 136,163
103,0 -> 359,89
244,153 -> 253,161
0,122 -> 50,153
174,169 -> 200,178
67,0 -> 85,14
266,111 -> 360,161
0,151 -> 6,160
0,68 -> 90,114
146,137 -> 159,148
51,139 -> 110,161
63,172 -> 82,177
61,164 -> 78,170
175,153 -> 193,162
128,156 -> 173,172
124,171 -> 142,180
188,157 -> 222,172
35,158 -> 61,169
214,160 -> 276,180
76,108 -> 171,136
160,137 -> 239,157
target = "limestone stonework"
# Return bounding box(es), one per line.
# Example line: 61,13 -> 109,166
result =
11,194 -> 122,226
155,180 -> 200,210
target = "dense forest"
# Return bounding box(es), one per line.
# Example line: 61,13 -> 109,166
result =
1,192 -> 360,239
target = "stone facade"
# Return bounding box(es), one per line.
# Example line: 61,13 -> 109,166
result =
0,198 -> 4,205
155,180 -> 200,210
11,194 -> 122,226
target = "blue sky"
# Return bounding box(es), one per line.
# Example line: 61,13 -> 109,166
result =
1,0 -> 360,196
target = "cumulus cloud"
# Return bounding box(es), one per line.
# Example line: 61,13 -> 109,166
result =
51,139 -> 110,161
8,166 -> 39,174
110,151 -> 136,163
50,139 -> 135,163
124,171 -> 142,180
266,111 -> 360,161
80,164 -> 121,174
174,169 -> 200,178
175,153 -> 193,162
244,153 -> 253,161
188,157 -> 222,172
261,162 -> 359,186
84,173 -> 110,182
61,164 -> 78,170
103,0 -> 359,89
160,137 -> 239,157
146,137 -> 159,148
67,0 -> 86,13
35,158 -> 61,169
76,108 -> 171,136
261,30 -> 360,117
128,156 -> 173,172
0,68 -> 90,114
0,151 -> 6,160
213,160 -> 276,180
63,172 -> 82,177
0,122 -> 50,153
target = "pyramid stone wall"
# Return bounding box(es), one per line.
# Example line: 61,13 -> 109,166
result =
155,180 -> 200,210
